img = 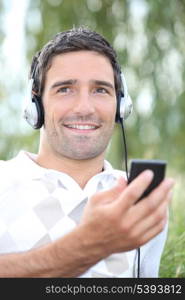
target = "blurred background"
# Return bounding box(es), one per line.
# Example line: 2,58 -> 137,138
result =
0,0 -> 185,277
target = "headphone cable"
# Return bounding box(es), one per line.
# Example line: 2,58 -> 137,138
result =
120,120 -> 140,278
137,247 -> 140,278
120,121 -> 129,181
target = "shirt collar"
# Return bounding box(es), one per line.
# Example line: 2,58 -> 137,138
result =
13,151 -> 125,194
15,150 -> 115,180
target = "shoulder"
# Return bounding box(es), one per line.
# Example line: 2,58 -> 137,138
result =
0,151 -> 26,196
0,151 -> 22,173
0,155 -> 19,177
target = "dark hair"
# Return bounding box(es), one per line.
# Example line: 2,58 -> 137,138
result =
30,26 -> 122,97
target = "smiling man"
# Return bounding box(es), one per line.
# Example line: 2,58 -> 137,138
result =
0,27 -> 174,278
38,50 -> 117,186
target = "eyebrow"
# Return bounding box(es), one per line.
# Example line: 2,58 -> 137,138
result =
51,80 -> 77,90
92,80 -> 114,90
50,79 -> 114,90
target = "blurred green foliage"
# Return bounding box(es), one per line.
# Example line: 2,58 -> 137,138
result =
160,172 -> 185,277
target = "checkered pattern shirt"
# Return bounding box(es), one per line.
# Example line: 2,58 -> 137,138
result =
0,151 -> 168,277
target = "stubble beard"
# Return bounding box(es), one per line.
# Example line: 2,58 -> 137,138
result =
45,119 -> 115,161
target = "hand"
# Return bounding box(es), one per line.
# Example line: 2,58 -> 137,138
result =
80,170 -> 174,258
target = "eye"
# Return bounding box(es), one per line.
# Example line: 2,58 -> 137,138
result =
57,86 -> 71,94
95,87 -> 109,94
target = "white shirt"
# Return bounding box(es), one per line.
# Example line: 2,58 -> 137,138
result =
0,151 -> 168,277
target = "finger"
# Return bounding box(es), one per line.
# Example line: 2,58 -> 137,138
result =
131,197 -> 169,239
126,200 -> 169,248
126,186 -> 173,242
146,178 -> 175,206
141,188 -> 172,232
92,176 -> 127,204
125,179 -> 174,227
137,177 -> 175,214
114,170 -> 154,210
137,216 -> 168,247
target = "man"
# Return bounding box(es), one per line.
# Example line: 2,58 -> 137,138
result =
0,27 -> 174,277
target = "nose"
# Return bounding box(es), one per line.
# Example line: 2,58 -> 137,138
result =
72,89 -> 96,115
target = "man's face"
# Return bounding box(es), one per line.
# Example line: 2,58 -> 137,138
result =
42,50 -> 117,160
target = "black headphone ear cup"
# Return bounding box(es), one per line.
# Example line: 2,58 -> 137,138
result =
115,92 -> 121,123
32,95 -> 44,129
23,61 -> 44,129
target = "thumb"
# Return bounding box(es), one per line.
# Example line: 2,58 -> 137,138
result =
109,176 -> 127,198
97,176 -> 127,204
116,176 -> 127,190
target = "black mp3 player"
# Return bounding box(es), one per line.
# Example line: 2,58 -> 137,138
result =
128,159 -> 167,202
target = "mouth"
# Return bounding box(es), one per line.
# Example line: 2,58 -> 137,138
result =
63,123 -> 101,133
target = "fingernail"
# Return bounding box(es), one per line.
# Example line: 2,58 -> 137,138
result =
143,169 -> 154,180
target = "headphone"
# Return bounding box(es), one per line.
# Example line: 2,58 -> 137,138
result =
115,72 -> 133,123
23,77 -> 44,130
23,63 -> 133,129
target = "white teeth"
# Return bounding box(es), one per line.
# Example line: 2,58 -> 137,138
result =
66,124 -> 97,130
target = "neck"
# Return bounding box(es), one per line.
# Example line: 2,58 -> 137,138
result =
34,149 -> 105,189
